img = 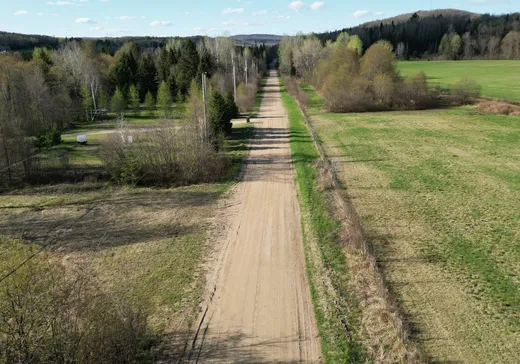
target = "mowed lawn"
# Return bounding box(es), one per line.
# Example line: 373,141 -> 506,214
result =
397,60 -> 520,101
302,85 -> 520,363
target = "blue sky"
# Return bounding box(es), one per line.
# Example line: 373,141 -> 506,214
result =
0,0 -> 517,38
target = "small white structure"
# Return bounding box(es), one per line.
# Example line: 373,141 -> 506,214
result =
77,135 -> 87,144
127,135 -> 133,144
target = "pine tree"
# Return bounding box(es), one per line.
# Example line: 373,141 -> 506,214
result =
110,87 -> 127,115
209,90 -> 232,137
176,40 -> 200,95
225,91 -> 239,121
144,91 -> 155,117
129,85 -> 140,115
156,81 -> 173,117
137,53 -> 158,100
110,52 -> 138,94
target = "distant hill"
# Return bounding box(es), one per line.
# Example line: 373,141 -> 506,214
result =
357,9 -> 480,28
232,34 -> 282,46
317,9 -> 519,59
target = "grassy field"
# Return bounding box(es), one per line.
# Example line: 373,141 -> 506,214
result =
396,60 -> 520,101
301,84 -> 520,363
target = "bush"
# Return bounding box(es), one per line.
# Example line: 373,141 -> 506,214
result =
309,42 -> 437,113
100,125 -> 229,186
400,71 -> 438,110
282,77 -> 308,106
236,82 -> 259,113
451,78 -> 481,105
35,128 -> 62,150
0,239 -> 154,364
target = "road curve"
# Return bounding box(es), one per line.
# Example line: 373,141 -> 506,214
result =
187,71 -> 321,363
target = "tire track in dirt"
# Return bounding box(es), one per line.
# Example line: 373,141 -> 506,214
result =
186,71 -> 321,363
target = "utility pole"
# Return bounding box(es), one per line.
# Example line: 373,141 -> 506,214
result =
232,52 -> 237,102
245,56 -> 248,85
201,72 -> 208,143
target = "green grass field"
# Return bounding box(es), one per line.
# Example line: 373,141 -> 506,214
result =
396,60 -> 520,101
301,84 -> 520,362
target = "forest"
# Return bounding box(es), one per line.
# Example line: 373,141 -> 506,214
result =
317,11 -> 520,59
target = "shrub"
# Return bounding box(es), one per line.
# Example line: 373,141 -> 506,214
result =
400,71 -> 437,109
100,124 -> 229,186
0,238 -> 154,364
282,77 -> 308,106
35,128 -> 62,150
236,82 -> 259,113
451,78 -> 481,105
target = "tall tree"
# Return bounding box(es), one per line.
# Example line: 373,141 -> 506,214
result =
110,52 -> 138,94
110,87 -> 126,115
128,85 -> 140,115
156,81 -> 173,117
144,91 -> 155,117
176,40 -> 200,95
137,53 -> 157,100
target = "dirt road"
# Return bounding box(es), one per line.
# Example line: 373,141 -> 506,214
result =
187,72 -> 321,363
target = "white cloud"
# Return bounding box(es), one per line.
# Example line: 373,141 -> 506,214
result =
75,17 -> 95,23
222,8 -> 244,14
47,1 -> 74,5
311,1 -> 325,10
353,10 -> 370,17
118,16 -> 135,20
150,20 -> 172,27
289,1 -> 304,11
353,10 -> 384,18
274,15 -> 291,20
38,12 -> 44,16
14,10 -> 28,15
468,0 -> 506,3
253,10 -> 267,15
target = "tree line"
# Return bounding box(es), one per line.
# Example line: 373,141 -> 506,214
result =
316,12 -> 520,60
279,32 -> 483,112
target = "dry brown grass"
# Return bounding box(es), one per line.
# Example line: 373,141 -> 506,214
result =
477,100 -> 520,116
0,182 -> 228,359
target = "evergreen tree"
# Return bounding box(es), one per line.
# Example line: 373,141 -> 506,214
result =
110,87 -> 127,115
156,81 -> 173,117
168,75 -> 178,102
176,40 -> 200,95
198,47 -> 214,77
110,52 -> 138,94
137,53 -> 158,100
209,90 -> 232,137
225,91 -> 239,121
129,85 -> 140,115
144,91 -> 155,117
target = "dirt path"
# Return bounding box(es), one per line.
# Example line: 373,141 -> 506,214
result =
186,72 -> 321,363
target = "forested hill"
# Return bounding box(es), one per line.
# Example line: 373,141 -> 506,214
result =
317,10 -> 520,59
0,31 -> 280,54
357,9 -> 479,27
